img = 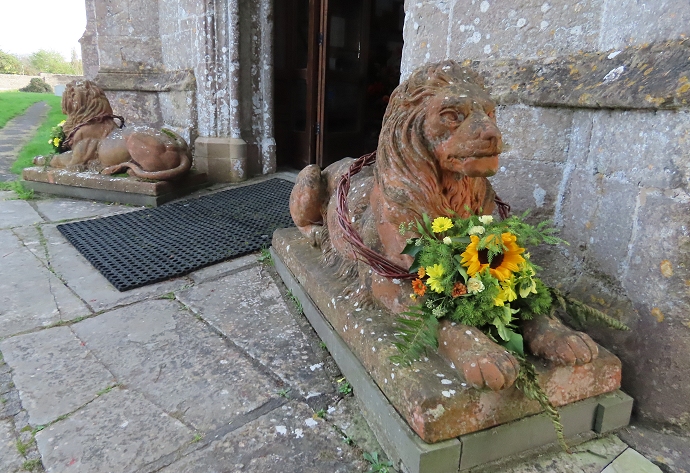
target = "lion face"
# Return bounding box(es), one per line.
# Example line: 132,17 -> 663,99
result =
422,82 -> 502,178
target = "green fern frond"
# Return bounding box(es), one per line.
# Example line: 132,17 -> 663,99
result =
550,288 -> 630,331
390,309 -> 439,366
515,356 -> 570,453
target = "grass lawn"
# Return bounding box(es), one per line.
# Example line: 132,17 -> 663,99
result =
0,91 -> 61,129
0,92 -> 67,175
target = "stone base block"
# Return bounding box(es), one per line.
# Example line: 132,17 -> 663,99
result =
194,137 -> 247,183
271,228 -> 632,473
21,167 -> 209,207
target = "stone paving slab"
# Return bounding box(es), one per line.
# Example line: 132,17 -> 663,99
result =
187,253 -> 259,284
0,418 -> 24,473
0,326 -> 116,426
0,201 -> 43,228
160,400 -> 367,473
72,298 -> 278,431
35,387 -> 193,473
617,425 -> 690,473
15,224 -> 190,312
0,229 -> 91,338
178,265 -> 334,399
602,448 -> 663,473
33,198 -> 138,223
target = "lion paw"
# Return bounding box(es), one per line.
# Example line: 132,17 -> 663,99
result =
437,320 -> 519,391
523,315 -> 599,366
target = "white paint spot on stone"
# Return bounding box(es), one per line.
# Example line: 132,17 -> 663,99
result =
474,17 -> 480,25
484,44 -> 491,54
441,379 -> 452,385
442,390 -> 453,398
470,31 -> 482,43
540,2 -> 551,13
414,22 -> 419,30
310,363 -> 323,371
276,426 -> 287,435
305,418 -> 318,428
603,66 -> 625,83
533,185 -> 547,207
120,421 -> 129,428
516,18 -> 527,28
220,360 -> 229,365
540,20 -> 549,30
570,25 -> 583,36
480,1 -> 490,12
294,428 -> 304,438
465,330 -> 473,335
372,347 -> 376,352
392,279 -> 401,285
436,373 -> 445,377
607,50 -> 622,59
450,362 -> 456,369
327,406 -> 336,414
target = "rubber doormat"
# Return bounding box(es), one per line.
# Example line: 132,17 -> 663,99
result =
57,178 -> 295,291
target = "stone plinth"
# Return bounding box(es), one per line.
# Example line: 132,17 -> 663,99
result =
272,228 -> 626,444
22,167 -> 209,207
194,137 -> 248,183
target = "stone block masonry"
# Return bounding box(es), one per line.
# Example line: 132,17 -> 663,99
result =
402,0 -> 690,431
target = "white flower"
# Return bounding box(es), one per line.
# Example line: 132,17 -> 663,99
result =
467,277 -> 485,294
443,236 -> 452,245
478,215 -> 494,225
468,225 -> 485,236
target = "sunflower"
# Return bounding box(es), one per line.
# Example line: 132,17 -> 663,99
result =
460,232 -> 525,282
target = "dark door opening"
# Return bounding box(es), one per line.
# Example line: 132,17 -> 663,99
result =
275,0 -> 404,170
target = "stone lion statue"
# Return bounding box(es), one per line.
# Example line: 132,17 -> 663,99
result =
34,80 -> 191,181
290,60 -> 598,392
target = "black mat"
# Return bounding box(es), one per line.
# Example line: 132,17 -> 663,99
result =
58,178 -> 295,291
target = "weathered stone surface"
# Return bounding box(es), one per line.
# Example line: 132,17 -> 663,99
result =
72,299 -> 277,431
0,326 -> 116,426
446,0 -> 600,62
400,1 -> 450,78
0,419 -> 24,473
160,401 -> 367,473
601,448 -> 663,473
187,254 -> 258,284
473,435 -> 628,473
177,266 -> 334,398
599,0 -> 690,50
94,70 -> 196,92
0,201 -> 43,229
0,229 -> 91,337
22,225 -> 189,312
617,424 -> 690,473
273,228 -> 622,443
33,198 -> 134,223
35,387 -> 192,473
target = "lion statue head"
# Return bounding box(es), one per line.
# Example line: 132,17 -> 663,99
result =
375,60 -> 502,220
61,81 -> 114,136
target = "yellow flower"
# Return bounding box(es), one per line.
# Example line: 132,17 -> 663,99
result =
494,277 -> 518,306
460,233 -> 525,282
58,120 -> 66,127
431,217 -> 453,233
52,137 -> 61,147
417,267 -> 426,278
426,264 -> 445,293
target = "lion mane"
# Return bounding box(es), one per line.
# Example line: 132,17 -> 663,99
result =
375,60 -> 495,222
61,81 -> 114,137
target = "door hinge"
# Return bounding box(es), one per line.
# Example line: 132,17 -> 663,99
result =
318,33 -> 324,46
315,123 -> 321,135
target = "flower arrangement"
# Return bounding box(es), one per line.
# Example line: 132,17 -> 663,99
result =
392,211 -> 629,450
48,120 -> 66,154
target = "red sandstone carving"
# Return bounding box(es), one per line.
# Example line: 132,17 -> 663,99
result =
290,61 -> 598,391
34,81 -> 191,181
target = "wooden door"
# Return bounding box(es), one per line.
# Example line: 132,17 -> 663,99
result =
274,0 -> 321,169
316,0 -> 372,168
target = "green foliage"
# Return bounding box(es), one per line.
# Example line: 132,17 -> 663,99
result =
315,409 -> 326,418
363,451 -> 394,473
22,458 -> 42,471
28,49 -> 80,75
286,289 -> 303,315
390,308 -> 439,366
0,91 -> 56,129
515,355 -> 570,453
0,181 -> 35,200
11,94 -> 66,174
0,50 -> 22,74
277,388 -> 291,398
19,78 -> 52,94
258,246 -> 274,265
551,287 -> 630,332
337,378 -> 352,395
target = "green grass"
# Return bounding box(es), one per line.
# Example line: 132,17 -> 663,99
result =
0,91 -> 57,129
10,93 -> 66,174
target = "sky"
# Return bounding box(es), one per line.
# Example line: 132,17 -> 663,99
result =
0,0 -> 87,60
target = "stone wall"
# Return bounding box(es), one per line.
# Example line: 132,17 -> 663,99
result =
82,0 -> 276,181
402,0 -> 690,430
0,73 -> 83,91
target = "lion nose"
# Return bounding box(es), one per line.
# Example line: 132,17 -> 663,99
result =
475,115 -> 502,152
